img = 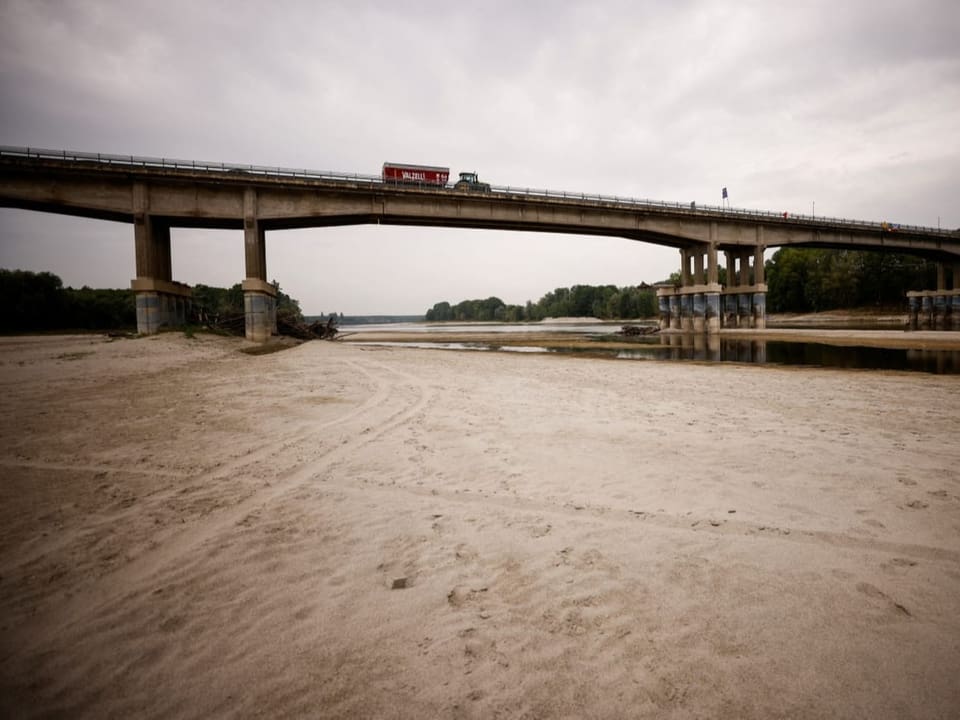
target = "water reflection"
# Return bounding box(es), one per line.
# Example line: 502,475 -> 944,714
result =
348,330 -> 960,374
615,336 -> 960,374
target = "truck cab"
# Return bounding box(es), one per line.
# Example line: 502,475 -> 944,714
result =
454,171 -> 491,192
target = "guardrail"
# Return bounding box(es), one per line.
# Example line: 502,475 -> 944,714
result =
1,145 -> 952,236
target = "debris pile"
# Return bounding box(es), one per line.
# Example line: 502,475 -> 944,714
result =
617,324 -> 659,336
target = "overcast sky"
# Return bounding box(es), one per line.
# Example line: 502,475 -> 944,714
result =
2,0 -> 959,315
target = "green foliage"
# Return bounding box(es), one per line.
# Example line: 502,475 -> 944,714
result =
0,269 -> 135,331
1,269 -> 306,333
426,284 -> 660,322
765,248 -> 937,312
192,280 -> 304,324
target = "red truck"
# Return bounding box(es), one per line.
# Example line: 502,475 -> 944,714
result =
382,162 -> 449,186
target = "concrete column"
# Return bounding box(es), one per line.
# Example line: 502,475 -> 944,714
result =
669,293 -> 681,330
242,278 -> 278,342
693,292 -> 705,332
953,263 -> 960,292
739,250 -> 752,286
131,182 -> 189,334
723,293 -> 737,328
754,243 -> 765,285
657,291 -> 671,331
707,239 -> 719,285
752,292 -> 767,329
936,262 -> 946,292
921,295 -> 933,328
704,235 -> 721,333
694,252 -> 704,286
934,294 -> 948,328
705,292 -> 721,333
680,293 -> 693,331
134,216 -> 171,280
244,188 -> 267,282
907,293 -> 920,330
242,188 -> 276,341
680,249 -> 692,286
724,251 -> 735,289
738,293 -> 752,327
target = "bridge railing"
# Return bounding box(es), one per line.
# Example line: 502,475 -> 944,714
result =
1,145 -> 951,236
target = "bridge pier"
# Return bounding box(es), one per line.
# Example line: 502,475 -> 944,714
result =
130,184 -> 192,334
657,240 -> 722,333
720,243 -> 767,329
243,189 -> 277,342
907,261 -> 960,330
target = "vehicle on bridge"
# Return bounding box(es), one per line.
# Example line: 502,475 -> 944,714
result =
454,171 -> 491,192
382,162 -> 449,186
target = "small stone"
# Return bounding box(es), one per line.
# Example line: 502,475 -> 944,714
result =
710,520 -> 721,527
391,577 -> 408,590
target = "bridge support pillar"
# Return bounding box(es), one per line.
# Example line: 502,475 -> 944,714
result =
131,187 -> 192,334
705,291 -> 721,333
658,292 -> 671,331
131,278 -> 192,333
242,279 -> 277,342
720,239 -> 766,329
242,188 -> 277,342
692,292 -> 705,332
723,292 -> 737,328
906,259 -> 959,330
669,293 -> 681,330
680,293 -> 693,331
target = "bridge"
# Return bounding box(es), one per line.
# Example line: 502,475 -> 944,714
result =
2,146 -> 958,339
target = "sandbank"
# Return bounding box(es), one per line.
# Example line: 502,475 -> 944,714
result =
0,333 -> 958,718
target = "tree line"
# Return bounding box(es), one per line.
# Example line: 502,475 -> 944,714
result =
765,248 -> 937,312
0,269 -> 303,332
0,269 -> 136,332
426,248 -> 940,321
425,284 -> 660,322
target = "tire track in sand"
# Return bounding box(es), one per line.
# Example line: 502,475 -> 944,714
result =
12,347 -> 435,649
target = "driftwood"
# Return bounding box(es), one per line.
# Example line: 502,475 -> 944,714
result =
278,315 -> 339,340
192,309 -> 339,341
618,324 -> 659,336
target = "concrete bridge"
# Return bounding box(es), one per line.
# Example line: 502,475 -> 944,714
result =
2,146 -> 958,339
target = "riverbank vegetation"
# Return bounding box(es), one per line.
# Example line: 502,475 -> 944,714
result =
425,284 -> 659,322
426,249 -> 939,321
765,248 -> 936,313
0,269 -> 303,333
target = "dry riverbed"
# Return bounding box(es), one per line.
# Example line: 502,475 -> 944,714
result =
1,332 -> 958,719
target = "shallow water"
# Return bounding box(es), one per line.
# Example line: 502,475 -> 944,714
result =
345,323 -> 960,374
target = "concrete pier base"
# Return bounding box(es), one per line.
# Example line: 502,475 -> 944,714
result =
692,293 -> 705,333
752,292 -> 767,329
669,294 -> 681,330
723,294 -> 737,328
737,293 -> 752,327
658,294 -> 669,331
656,284 -> 723,334
907,290 -> 960,331
721,285 -> 767,329
242,278 -> 278,342
131,277 -> 192,334
705,293 -> 721,334
680,294 -> 693,332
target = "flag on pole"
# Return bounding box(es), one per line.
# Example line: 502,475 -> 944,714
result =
722,187 -> 728,199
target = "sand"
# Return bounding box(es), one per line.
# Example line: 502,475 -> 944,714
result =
0,332 -> 958,719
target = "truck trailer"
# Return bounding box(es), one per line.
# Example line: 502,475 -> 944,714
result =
382,162 -> 449,186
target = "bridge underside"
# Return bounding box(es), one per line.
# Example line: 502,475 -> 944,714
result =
2,156 -> 958,338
